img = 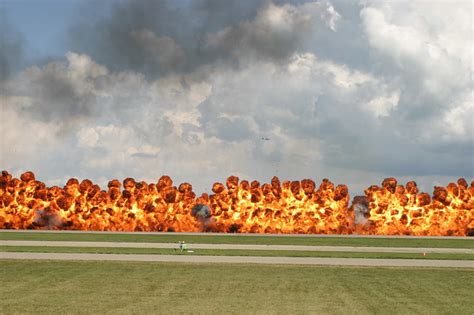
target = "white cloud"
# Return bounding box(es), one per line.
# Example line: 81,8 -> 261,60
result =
77,127 -> 99,148
322,2 -> 341,31
361,1 -> 472,139
0,96 -> 59,173
363,92 -> 399,118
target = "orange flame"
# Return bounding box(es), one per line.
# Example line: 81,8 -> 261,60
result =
0,171 -> 472,235
363,177 -> 474,236
201,176 -> 352,234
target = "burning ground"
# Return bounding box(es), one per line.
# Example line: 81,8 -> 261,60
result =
0,171 -> 472,236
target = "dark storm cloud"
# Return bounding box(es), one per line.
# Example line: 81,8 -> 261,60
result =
3,53 -> 107,127
0,11 -> 24,85
2,0 -> 334,127
21,72 -> 94,122
68,0 -> 268,77
67,0 -> 336,78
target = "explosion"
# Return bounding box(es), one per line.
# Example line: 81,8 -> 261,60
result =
0,171 -> 472,235
362,178 -> 473,236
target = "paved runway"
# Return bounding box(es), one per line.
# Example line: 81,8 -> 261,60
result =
1,240 -> 473,254
1,252 -> 473,267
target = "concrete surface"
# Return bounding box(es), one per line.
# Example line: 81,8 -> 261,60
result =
1,240 -> 473,254
1,252 -> 473,267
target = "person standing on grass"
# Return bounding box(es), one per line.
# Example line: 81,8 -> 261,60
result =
178,241 -> 187,252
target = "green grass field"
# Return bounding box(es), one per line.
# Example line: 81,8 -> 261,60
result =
1,231 -> 472,313
1,260 -> 472,314
1,231 -> 473,248
1,245 -> 473,260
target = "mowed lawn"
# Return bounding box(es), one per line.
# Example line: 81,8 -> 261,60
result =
1,260 -> 472,314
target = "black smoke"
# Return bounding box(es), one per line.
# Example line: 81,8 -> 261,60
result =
0,10 -> 24,86
67,0 -> 268,78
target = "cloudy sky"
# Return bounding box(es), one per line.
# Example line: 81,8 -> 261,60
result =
1,0 -> 472,195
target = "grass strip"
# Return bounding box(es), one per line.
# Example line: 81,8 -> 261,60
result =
1,245 -> 473,260
1,231 -> 473,248
1,260 -> 473,314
